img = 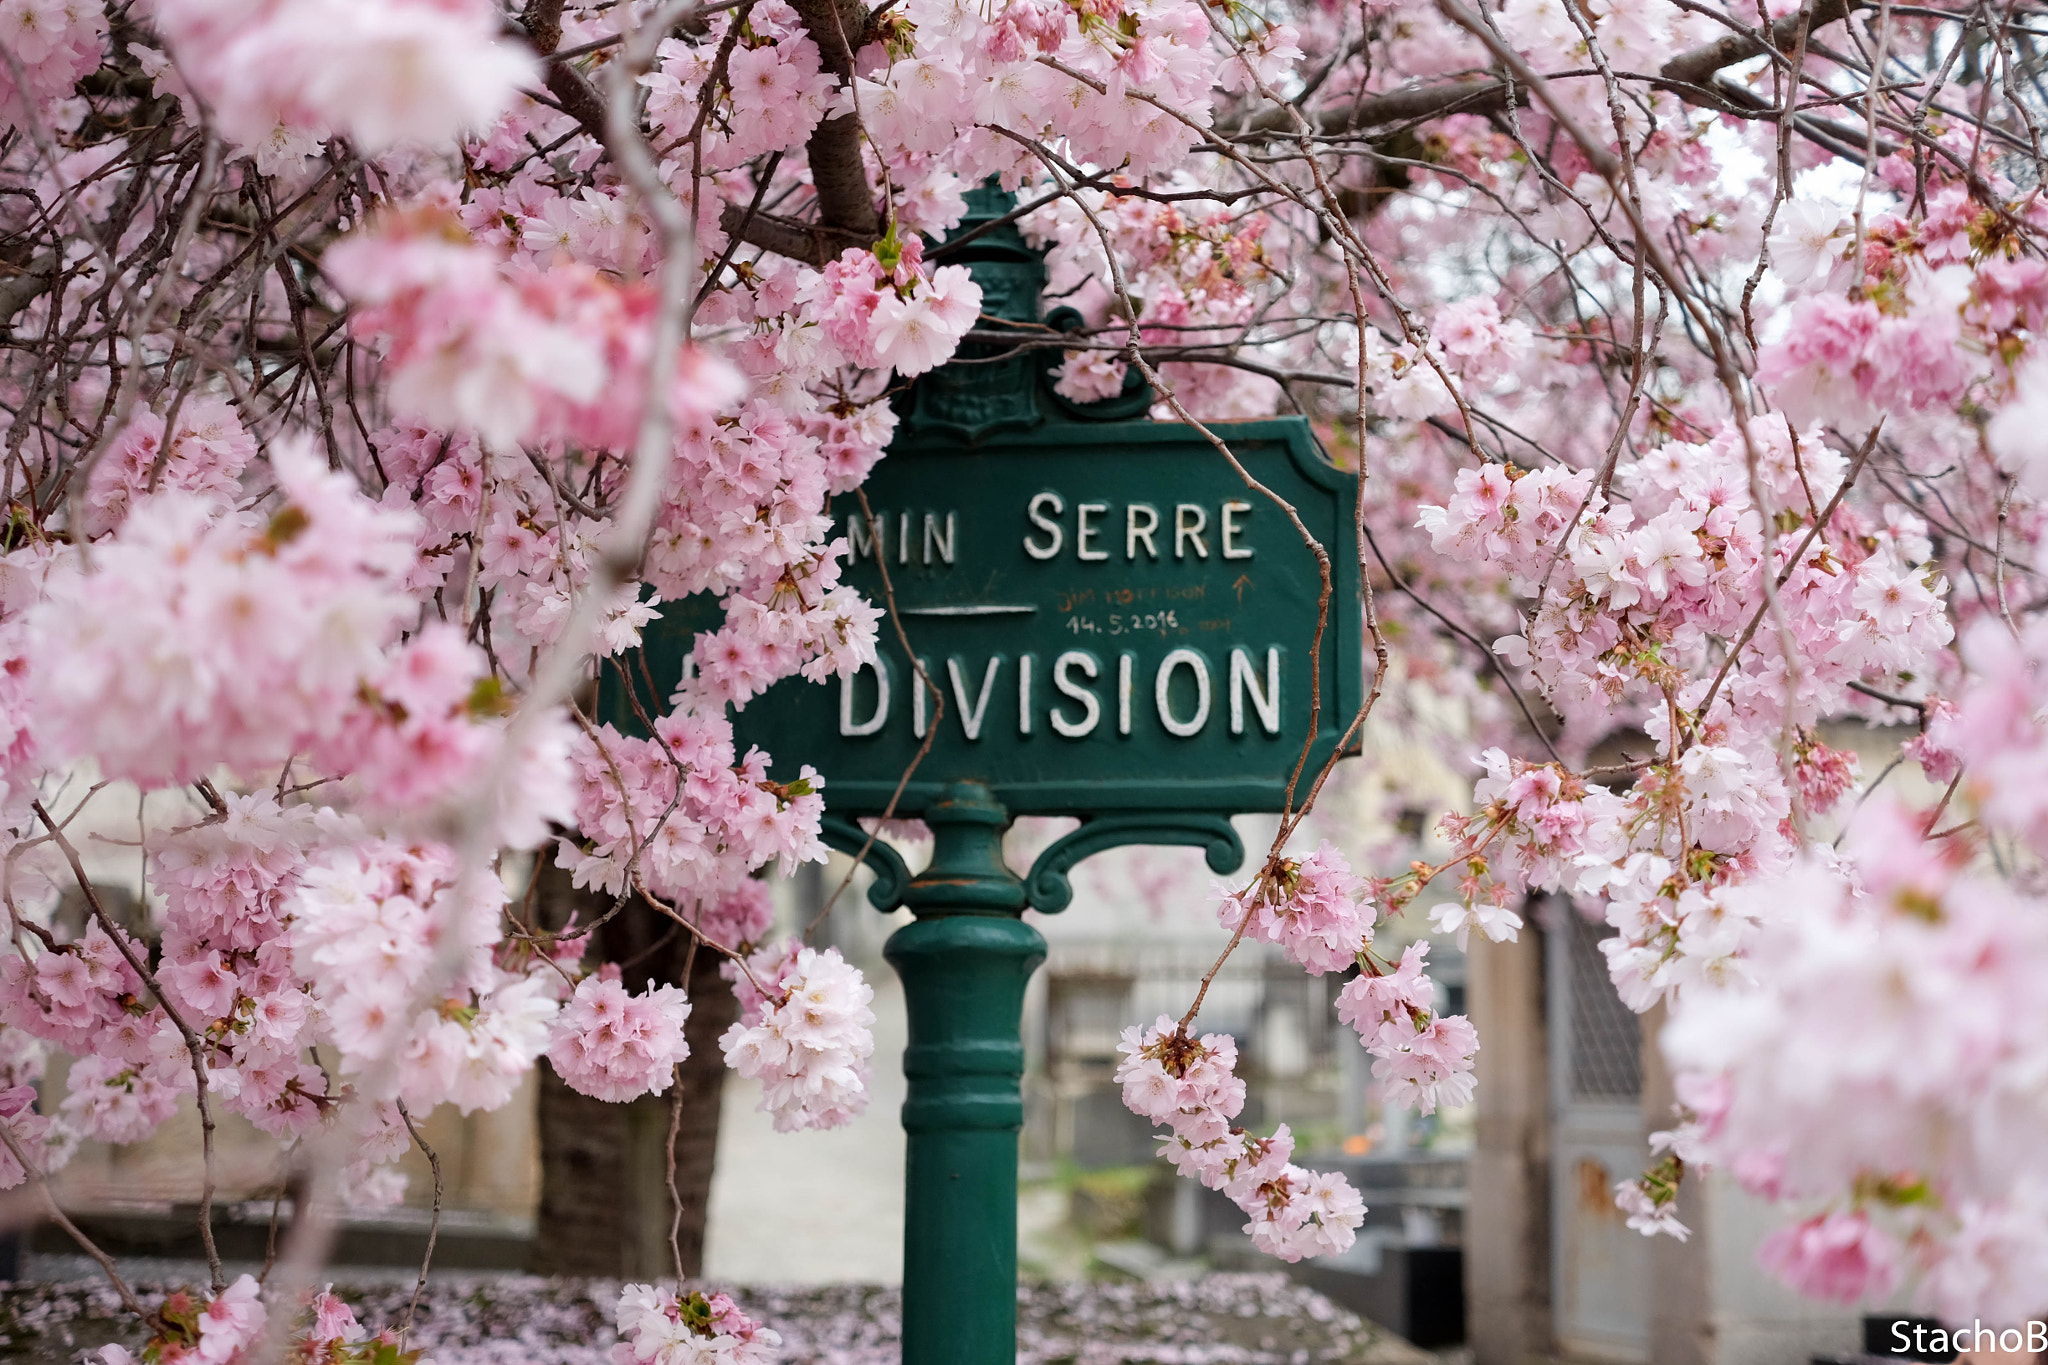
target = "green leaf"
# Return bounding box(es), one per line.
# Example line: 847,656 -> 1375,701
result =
466,675 -> 515,718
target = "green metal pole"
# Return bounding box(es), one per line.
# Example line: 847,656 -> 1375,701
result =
885,780 -> 1045,1365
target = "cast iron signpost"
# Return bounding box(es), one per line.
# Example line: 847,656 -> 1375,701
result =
630,188 -> 1360,1363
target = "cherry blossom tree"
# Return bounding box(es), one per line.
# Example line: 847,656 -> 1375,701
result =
0,0 -> 2044,1348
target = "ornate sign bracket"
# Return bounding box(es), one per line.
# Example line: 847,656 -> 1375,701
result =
1022,811 -> 1244,913
821,808 -> 1247,916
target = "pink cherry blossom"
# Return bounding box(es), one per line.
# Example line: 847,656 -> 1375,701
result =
1756,1213 -> 1901,1305
1217,841 -> 1375,974
548,967 -> 693,1103
720,944 -> 875,1131
5,0 -> 2048,1322
1116,1015 -> 1365,1260
613,1283 -> 780,1364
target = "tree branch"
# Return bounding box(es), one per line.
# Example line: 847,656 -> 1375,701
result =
1232,77 -> 1523,137
524,0 -> 875,262
0,252 -> 61,335
1230,0 -> 1856,137
1660,0 -> 1852,85
785,0 -> 880,239
521,0 -> 612,145
716,203 -> 868,266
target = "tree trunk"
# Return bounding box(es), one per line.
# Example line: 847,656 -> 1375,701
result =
528,861 -> 741,1279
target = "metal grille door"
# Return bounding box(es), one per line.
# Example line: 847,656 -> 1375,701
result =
1547,902 -> 1650,1362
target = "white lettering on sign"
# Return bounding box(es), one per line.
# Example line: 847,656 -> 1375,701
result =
1052,651 -> 1101,737
1176,504 -> 1207,559
1126,504 -> 1159,559
835,648 -> 1284,742
827,493 -> 1295,750
1018,495 -> 1253,563
947,655 -> 1000,740
848,515 -> 880,562
1221,501 -> 1254,560
1076,503 -> 1110,561
847,509 -> 960,566
1023,493 -> 1063,559
924,512 -> 956,565
1230,647 -> 1280,735
839,498 -> 1257,568
1156,648 -> 1211,737
839,660 -> 890,736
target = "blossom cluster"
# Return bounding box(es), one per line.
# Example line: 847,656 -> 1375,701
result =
641,10 -> 839,176
94,1278 -> 414,1365
82,396 -> 254,538
143,0 -> 533,174
1336,942 -> 1479,1116
720,943 -> 876,1132
27,442 -> 421,788
1117,1016 -> 1364,1261
613,1283 -> 780,1365
0,0 -> 107,129
1654,814 -> 2048,1322
0,921 -> 150,1087
1025,183 -> 1287,416
290,839 -> 559,1116
843,0 -> 1274,187
548,966 -> 693,1104
147,795 -> 326,1139
1152,844 -> 1473,1221
98,1274 -> 266,1365
0,1082 -> 57,1187
1417,414 -> 1951,1010
807,234 -> 985,380
1216,843 -> 1374,974
327,208 -> 746,454
1632,600 -> 2048,1317
559,715 -> 825,915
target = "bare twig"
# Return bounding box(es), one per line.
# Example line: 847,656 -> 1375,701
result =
396,1101 -> 443,1333
0,1116 -> 153,1322
30,798 -> 225,1293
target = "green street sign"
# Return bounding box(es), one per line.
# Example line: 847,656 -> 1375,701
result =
614,185 -> 1365,1365
619,182 -> 1362,821
641,416 -> 1361,816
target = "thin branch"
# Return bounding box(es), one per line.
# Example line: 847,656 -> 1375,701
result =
396,1101 -> 443,1334
665,1064 -> 687,1282
0,1116 -> 153,1322
30,798 -> 225,1293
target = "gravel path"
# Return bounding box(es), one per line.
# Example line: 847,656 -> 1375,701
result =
0,1271 -> 1440,1365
